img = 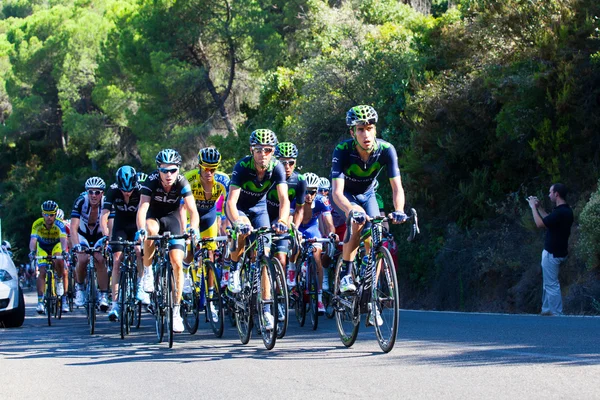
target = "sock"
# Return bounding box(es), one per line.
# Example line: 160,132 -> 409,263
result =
38,295 -> 43,303
318,291 -> 323,302
263,304 -> 271,314
208,288 -> 214,298
288,262 -> 296,271
342,260 -> 354,276
223,259 -> 232,272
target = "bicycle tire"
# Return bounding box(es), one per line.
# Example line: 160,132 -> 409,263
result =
88,259 -> 97,335
324,267 -> 335,319
308,257 -> 319,331
372,246 -> 399,353
235,262 -> 252,345
119,267 -> 129,339
294,260 -> 306,327
271,257 -> 289,339
56,295 -> 62,320
153,263 -> 164,343
167,264 -> 174,348
333,255 -> 359,347
46,271 -> 53,327
256,256 -> 277,350
182,264 -> 200,334
68,267 -> 75,312
205,261 -> 224,338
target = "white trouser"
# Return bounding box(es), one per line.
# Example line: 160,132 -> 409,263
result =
541,250 -> 565,315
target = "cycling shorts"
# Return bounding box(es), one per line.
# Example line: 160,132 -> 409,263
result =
77,231 -> 104,248
270,219 -> 289,255
110,220 -> 137,253
200,217 -> 218,251
37,243 -> 63,267
331,189 -> 379,231
147,210 -> 185,251
226,203 -> 272,250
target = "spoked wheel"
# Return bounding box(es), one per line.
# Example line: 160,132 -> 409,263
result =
256,256 -> 277,350
205,262 -> 224,338
294,261 -> 306,327
182,265 -> 200,334
56,296 -> 62,320
333,256 -> 359,347
372,247 -> 399,353
88,266 -> 97,335
153,265 -> 165,343
236,264 -> 253,345
324,268 -> 335,319
119,269 -> 129,339
308,258 -> 319,331
166,265 -> 174,348
271,258 -> 289,339
46,276 -> 53,327
68,269 -> 75,312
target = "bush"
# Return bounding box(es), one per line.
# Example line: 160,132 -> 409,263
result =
577,179 -> 600,269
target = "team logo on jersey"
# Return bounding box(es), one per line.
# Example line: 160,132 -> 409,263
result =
346,162 -> 381,177
332,157 -> 339,163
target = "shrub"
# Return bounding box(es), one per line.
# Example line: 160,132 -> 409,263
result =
577,179 -> 600,269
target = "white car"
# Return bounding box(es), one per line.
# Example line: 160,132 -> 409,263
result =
0,248 -> 25,327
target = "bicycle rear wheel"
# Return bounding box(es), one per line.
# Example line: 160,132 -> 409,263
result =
235,263 -> 253,345
372,247 -> 399,353
271,258 -> 288,339
182,264 -> 200,334
333,256 -> 359,347
205,261 -> 224,338
256,256 -> 277,350
308,258 -> 319,331
294,260 -> 306,327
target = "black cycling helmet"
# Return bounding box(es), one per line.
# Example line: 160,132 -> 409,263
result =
116,165 -> 138,192
155,148 -> 182,166
198,147 -> 221,167
41,200 -> 59,214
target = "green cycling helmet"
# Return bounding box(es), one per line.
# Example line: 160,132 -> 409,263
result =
346,105 -> 378,127
249,129 -> 278,146
275,142 -> 298,159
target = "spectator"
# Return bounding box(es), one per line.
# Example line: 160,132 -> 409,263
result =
527,183 -> 574,316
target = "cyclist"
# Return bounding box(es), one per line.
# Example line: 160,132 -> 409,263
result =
71,177 -> 110,311
297,173 -> 337,313
225,129 -> 290,330
136,149 -> 200,334
266,142 -> 306,288
1,240 -> 13,258
331,105 -> 407,298
100,166 -> 145,321
181,147 -> 229,319
29,200 -> 69,314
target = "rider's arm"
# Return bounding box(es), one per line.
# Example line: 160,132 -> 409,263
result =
276,182 -> 290,224
183,195 -> 199,231
136,195 -> 151,230
29,236 -> 37,253
322,213 -> 336,236
178,200 -> 188,232
389,176 -> 405,213
100,209 -> 111,237
226,186 -> 242,223
332,178 -> 358,216
292,206 -> 304,227
69,217 -> 81,249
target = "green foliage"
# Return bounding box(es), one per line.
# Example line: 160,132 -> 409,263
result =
577,180 -> 600,270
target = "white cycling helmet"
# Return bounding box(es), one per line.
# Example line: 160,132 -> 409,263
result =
303,172 -> 321,189
318,177 -> 331,190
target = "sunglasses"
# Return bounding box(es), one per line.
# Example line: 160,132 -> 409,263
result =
200,165 -> 216,173
279,160 -> 295,166
319,188 -> 329,193
253,147 -> 274,154
306,190 -> 317,195
158,167 -> 179,175
42,213 -> 56,217
88,190 -> 102,196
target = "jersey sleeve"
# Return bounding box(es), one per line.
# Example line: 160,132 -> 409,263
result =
273,163 -> 287,185
296,175 -> 307,206
383,143 -> 400,179
230,161 -> 245,188
140,172 -> 158,197
318,195 -> 332,214
71,195 -> 85,219
331,142 -> 347,180
103,187 -> 117,211
179,176 -> 193,198
30,219 -> 41,239
55,220 -> 68,238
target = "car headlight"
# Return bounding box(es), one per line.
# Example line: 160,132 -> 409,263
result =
0,270 -> 13,282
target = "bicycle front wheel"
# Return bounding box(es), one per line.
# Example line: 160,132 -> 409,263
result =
153,264 -> 164,343
182,264 -> 200,334
205,261 -> 224,338
333,256 -> 359,347
166,265 -> 174,348
372,247 -> 399,353
256,256 -> 277,350
294,261 -> 306,327
88,262 -> 97,335
235,263 -> 253,345
271,257 -> 288,339
119,267 -> 129,339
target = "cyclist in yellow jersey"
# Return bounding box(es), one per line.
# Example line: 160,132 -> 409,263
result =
29,200 -> 69,314
180,148 -> 229,320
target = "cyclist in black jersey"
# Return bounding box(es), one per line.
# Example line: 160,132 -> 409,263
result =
136,149 -> 200,333
100,166 -> 146,321
266,142 -> 306,288
71,176 -> 110,310
331,105 -> 408,294
225,129 -> 290,330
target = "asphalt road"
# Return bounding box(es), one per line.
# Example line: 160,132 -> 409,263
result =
1,290 -> 599,399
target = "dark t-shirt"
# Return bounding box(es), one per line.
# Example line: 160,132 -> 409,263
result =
542,204 -> 573,257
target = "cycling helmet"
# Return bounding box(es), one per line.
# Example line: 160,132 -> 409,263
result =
136,172 -> 148,183
304,172 -> 321,188
249,129 -> 278,146
41,200 -> 59,214
116,165 -> 138,191
1,240 -> 11,250
198,147 -> 221,167
85,176 -> 106,190
275,142 -> 298,159
155,148 -> 182,166
318,177 -> 331,190
346,105 -> 378,127
56,209 -> 65,220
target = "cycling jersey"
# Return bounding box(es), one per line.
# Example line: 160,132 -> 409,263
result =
266,171 -> 306,222
30,218 -> 67,251
331,138 -> 400,195
140,171 -> 193,216
299,195 -> 332,239
184,170 -> 229,215
103,183 -> 142,223
71,194 -> 104,237
230,156 -> 286,212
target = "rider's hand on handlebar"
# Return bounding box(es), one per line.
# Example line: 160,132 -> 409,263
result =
389,210 -> 408,224
350,210 -> 367,224
273,220 -> 288,234
72,244 -> 83,253
188,228 -> 200,243
234,220 -> 251,235
134,229 -> 146,242
328,232 -> 339,242
28,251 -> 36,261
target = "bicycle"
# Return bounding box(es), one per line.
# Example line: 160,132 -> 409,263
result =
270,228 -> 297,339
65,254 -> 76,312
223,226 -> 278,350
109,239 -> 142,339
77,243 -> 106,335
333,209 -> 419,353
146,232 -> 190,348
35,255 -> 64,326
182,236 -> 227,337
